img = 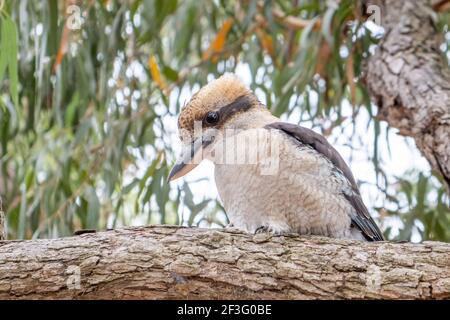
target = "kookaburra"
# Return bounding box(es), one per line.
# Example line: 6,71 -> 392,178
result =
168,74 -> 384,241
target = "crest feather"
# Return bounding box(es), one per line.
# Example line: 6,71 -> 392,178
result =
178,74 -> 255,133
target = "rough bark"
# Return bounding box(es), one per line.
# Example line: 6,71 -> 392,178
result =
366,0 -> 450,191
0,225 -> 449,299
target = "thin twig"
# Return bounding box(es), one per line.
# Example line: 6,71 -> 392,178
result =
255,1 -> 321,30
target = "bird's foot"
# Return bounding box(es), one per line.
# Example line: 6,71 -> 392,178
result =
255,225 -> 270,234
254,225 -> 286,236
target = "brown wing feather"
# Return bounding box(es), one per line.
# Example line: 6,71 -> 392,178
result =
265,122 -> 384,241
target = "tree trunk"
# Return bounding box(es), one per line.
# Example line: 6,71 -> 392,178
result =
0,225 -> 449,299
366,0 -> 450,191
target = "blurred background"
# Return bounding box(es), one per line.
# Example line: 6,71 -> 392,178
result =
0,0 -> 449,241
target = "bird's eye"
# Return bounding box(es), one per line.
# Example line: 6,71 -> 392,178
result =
204,111 -> 220,125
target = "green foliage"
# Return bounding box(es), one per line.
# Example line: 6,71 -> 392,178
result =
0,14 -> 18,109
0,0 -> 448,241
381,172 -> 450,242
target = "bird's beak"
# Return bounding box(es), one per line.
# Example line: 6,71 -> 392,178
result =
168,136 -> 212,181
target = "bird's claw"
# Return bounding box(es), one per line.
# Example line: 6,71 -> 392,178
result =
255,226 -> 283,236
255,226 -> 270,234
254,225 -> 287,236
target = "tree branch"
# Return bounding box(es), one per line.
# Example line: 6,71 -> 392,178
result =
0,225 -> 449,299
366,0 -> 450,192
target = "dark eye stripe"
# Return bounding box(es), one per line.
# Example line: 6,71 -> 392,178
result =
203,95 -> 253,128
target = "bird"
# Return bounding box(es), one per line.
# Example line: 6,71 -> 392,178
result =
168,74 -> 384,241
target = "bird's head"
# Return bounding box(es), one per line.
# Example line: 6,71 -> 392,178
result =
168,74 -> 261,181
